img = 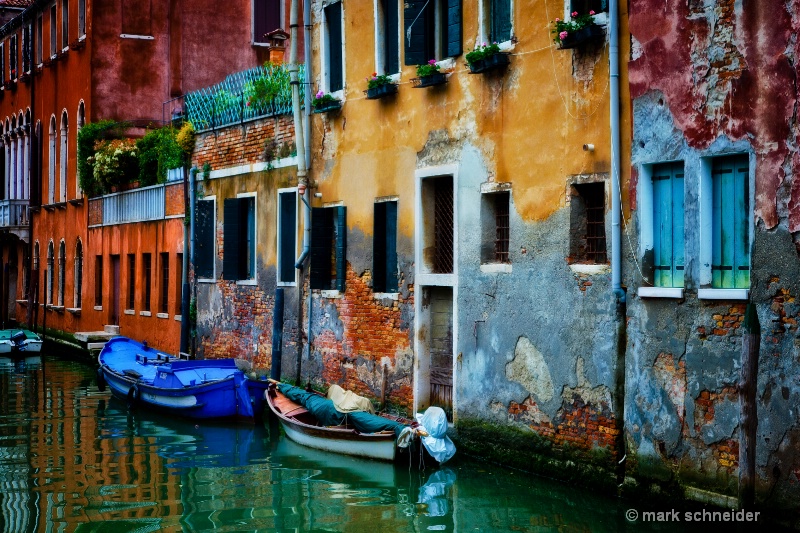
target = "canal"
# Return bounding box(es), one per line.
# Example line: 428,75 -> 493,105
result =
1,353 -> 682,531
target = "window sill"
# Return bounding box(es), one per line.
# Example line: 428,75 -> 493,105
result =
94,305 -> 103,311
236,280 -> 257,286
480,263 -> 512,274
638,287 -> 684,299
197,277 -> 216,283
319,290 -> 343,299
174,315 -> 182,321
66,307 -> 81,315
157,313 -> 169,319
568,263 -> 610,275
140,310 -> 152,317
698,288 -> 749,301
278,281 -> 297,287
16,299 -> 27,306
120,34 -> 155,40
124,309 -> 135,315
373,292 -> 399,300
48,305 -> 64,313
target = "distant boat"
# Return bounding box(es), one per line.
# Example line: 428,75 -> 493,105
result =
97,336 -> 270,420
0,329 -> 43,356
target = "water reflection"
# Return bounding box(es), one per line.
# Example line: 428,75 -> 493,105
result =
1,354 -> 657,532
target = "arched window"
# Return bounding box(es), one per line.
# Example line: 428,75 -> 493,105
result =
76,102 -> 85,196
46,241 -> 54,305
17,111 -> 24,201
24,109 -> 31,201
10,115 -> 16,200
33,241 -> 40,302
2,119 -> 8,201
48,115 -> 56,204
60,110 -> 68,202
58,240 -> 66,306
74,239 -> 83,308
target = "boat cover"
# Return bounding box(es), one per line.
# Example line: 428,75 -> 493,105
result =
327,384 -> 375,413
416,407 -> 456,464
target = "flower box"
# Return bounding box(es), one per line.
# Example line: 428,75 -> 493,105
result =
366,83 -> 398,100
412,72 -> 447,88
559,24 -> 604,49
312,99 -> 343,114
468,53 -> 510,74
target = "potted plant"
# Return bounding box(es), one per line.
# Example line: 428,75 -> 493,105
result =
552,11 -> 604,49
365,72 -> 397,100
465,42 -> 510,74
312,90 -> 342,113
413,59 -> 447,88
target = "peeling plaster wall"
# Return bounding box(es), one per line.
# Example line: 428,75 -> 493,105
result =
628,0 -> 800,507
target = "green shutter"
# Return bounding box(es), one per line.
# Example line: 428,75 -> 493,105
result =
712,156 -> 750,289
404,0 -> 430,65
195,200 -> 215,279
310,207 -> 333,290
325,2 -> 343,92
445,0 -> 462,57
491,0 -> 512,43
373,203 -> 387,293
385,0 -> 400,74
279,192 -> 297,283
223,198 -> 240,281
334,206 -> 347,292
384,201 -> 398,292
652,163 -> 684,288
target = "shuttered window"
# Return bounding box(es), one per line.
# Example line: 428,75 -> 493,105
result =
379,0 -> 400,75
490,0 -> 512,43
570,0 -> 608,14
254,0 -> 281,43
712,156 -> 750,289
223,196 -> 256,281
373,201 -> 398,293
404,0 -> 461,66
310,206 -> 347,291
278,190 -> 297,284
195,199 -> 215,279
652,163 -> 684,288
325,2 -> 343,92
143,253 -> 151,311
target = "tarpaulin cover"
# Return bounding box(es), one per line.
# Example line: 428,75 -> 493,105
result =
346,411 -> 407,438
278,384 -> 345,426
416,407 -> 456,464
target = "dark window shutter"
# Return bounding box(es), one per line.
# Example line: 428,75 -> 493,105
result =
446,0 -> 462,57
384,201 -> 398,292
491,0 -> 512,43
334,206 -> 347,292
223,198 -> 240,281
195,200 -> 215,279
373,203 -> 387,293
279,192 -> 297,283
325,2 -> 343,92
384,0 -> 400,74
310,207 -> 333,290
254,0 -> 282,43
404,0 -> 430,65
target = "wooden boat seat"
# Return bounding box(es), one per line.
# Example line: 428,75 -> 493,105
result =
273,393 -> 309,418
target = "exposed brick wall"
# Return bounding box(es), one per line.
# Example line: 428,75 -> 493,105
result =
192,114 -> 295,170
164,183 -> 184,217
88,198 -> 102,226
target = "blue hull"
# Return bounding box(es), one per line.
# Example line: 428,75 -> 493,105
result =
98,336 -> 270,420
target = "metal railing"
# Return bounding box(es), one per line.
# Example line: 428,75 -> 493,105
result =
0,199 -> 29,227
183,63 -> 303,131
91,184 -> 166,226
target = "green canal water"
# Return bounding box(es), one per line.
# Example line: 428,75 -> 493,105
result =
0,353 -> 708,532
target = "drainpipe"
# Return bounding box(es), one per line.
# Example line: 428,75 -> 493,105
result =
189,166 -> 197,357
303,0 -> 311,173
180,167 -> 190,355
609,0 -> 623,304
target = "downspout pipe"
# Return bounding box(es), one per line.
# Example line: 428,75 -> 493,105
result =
189,166 -> 197,356
609,0 -> 624,304
304,0 -> 312,173
180,167 -> 190,355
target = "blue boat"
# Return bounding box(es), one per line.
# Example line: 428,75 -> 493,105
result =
97,336 -> 270,420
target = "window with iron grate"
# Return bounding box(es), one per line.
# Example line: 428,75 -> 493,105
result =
433,177 -> 454,273
127,254 -> 135,309
94,255 -> 103,307
160,253 -> 169,314
481,191 -> 510,264
143,253 -> 152,312
569,182 -> 607,264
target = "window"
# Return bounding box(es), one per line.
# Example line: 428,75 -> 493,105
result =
143,253 -> 152,311
48,115 -> 56,204
569,181 -> 606,264
253,0 -> 281,43
195,198 -> 216,279
62,0 -> 69,49
47,242 -> 54,305
323,2 -> 343,93
50,3 -> 57,58
127,254 -> 135,309
373,200 -> 398,293
481,191 -> 510,264
0,43 -> 5,85
482,0 -> 512,44
58,240 -> 65,306
566,0 -> 608,26
73,240 -> 82,308
420,176 -> 454,274
709,156 -> 750,289
23,23 -> 32,73
78,0 -> 86,37
175,253 -> 183,315
404,0 -> 462,66
277,189 -> 297,284
36,15 -> 43,65
76,102 -> 85,196
60,111 -> 68,202
375,0 -> 400,76
310,205 -> 346,291
9,34 -> 17,79
223,195 -> 256,281
160,252 -> 169,314
650,162 -> 684,288
94,256 -> 102,307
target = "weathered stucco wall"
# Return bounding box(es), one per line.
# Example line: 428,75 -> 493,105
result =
627,0 -> 800,507
303,0 -> 631,467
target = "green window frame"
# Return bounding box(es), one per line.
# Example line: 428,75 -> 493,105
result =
711,156 -> 750,289
652,162 -> 684,288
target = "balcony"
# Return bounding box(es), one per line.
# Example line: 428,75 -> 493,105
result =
0,199 -> 30,241
88,182 -> 184,227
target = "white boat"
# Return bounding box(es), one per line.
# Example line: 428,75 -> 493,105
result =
0,329 -> 43,356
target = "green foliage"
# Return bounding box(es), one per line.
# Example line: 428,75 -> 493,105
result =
136,127 -> 184,186
246,62 -> 291,111
312,91 -> 340,108
366,73 -> 393,89
91,139 -> 138,192
465,42 -> 501,65
552,11 -> 596,43
415,59 -> 441,78
202,162 -> 212,180
77,120 -> 127,197
175,122 -> 196,160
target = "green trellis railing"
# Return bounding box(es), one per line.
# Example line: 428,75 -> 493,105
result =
184,63 -> 304,131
